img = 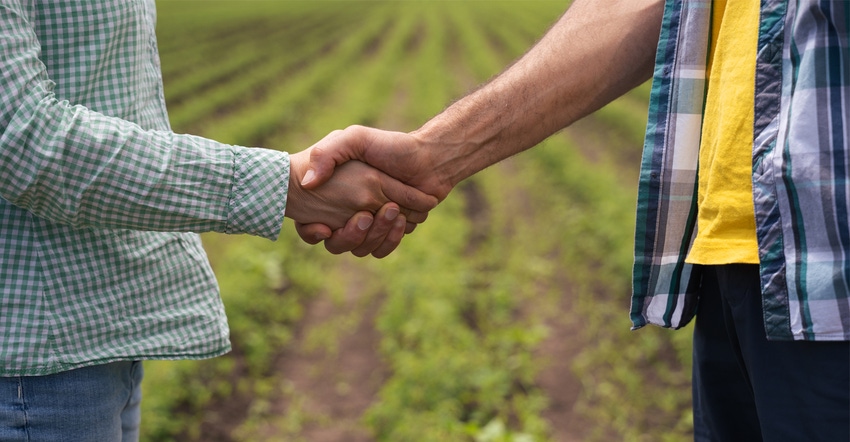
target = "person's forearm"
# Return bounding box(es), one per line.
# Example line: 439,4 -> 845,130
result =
414,0 -> 665,188
0,3 -> 292,239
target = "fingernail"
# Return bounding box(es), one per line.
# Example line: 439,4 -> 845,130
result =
314,233 -> 329,242
301,169 -> 315,186
385,206 -> 399,220
357,216 -> 373,230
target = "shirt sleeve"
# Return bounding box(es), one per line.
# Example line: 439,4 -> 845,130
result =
0,2 -> 288,240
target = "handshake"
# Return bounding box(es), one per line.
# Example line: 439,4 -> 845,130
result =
283,125 -> 463,259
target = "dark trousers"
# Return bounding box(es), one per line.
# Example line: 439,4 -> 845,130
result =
692,264 -> 850,442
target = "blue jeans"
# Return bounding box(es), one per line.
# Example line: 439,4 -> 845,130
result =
693,265 -> 850,442
0,361 -> 143,442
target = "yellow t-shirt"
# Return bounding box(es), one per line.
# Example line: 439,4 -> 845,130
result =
686,0 -> 761,265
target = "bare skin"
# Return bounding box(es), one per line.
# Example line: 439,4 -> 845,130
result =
297,0 -> 665,254
285,150 -> 436,257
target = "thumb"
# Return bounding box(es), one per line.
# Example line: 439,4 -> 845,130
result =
300,144 -> 339,189
301,127 -> 370,189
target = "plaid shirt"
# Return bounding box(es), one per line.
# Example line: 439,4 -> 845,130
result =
0,1 -> 290,375
631,0 -> 850,341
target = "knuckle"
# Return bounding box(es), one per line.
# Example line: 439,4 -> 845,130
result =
344,124 -> 365,137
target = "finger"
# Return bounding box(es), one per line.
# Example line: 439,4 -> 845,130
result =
405,221 -> 417,234
371,215 -> 408,259
295,222 -> 333,245
323,212 -> 374,254
350,203 -> 401,257
402,209 -> 429,224
378,173 -> 439,212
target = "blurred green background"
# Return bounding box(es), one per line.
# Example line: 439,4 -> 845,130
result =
144,1 -> 693,441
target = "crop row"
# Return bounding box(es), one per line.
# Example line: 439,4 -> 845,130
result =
143,1 -> 693,441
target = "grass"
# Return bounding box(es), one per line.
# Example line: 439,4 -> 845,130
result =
144,1 -> 693,441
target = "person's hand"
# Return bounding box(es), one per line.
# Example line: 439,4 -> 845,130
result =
293,126 -> 455,256
296,202 -> 411,258
300,125 -> 456,201
285,150 -> 436,255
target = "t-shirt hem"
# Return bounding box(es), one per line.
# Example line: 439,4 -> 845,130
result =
685,239 -> 760,265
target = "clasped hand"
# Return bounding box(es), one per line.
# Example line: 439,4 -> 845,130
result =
284,147 -> 438,258
288,126 -> 456,258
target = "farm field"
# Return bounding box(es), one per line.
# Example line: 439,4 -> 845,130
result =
145,1 -> 694,441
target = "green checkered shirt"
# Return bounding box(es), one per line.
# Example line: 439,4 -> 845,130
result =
0,0 -> 290,375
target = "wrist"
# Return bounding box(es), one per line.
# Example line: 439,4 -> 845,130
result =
412,104 -> 497,194
285,151 -> 308,223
